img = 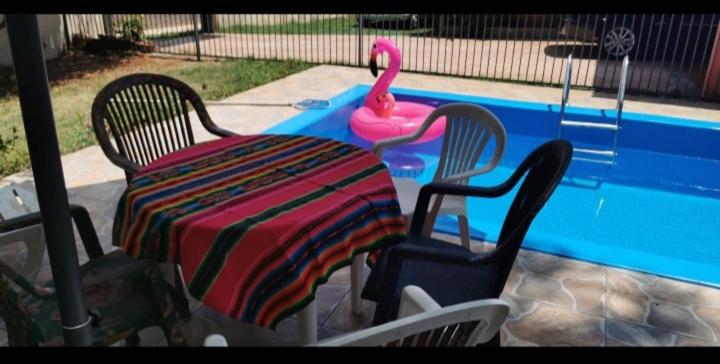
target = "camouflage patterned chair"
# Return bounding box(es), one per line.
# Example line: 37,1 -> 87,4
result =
0,205 -> 186,346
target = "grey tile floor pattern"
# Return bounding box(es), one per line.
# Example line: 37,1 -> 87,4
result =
1,65 -> 719,346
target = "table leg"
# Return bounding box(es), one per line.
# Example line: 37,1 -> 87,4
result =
351,253 -> 366,316
297,299 -> 318,345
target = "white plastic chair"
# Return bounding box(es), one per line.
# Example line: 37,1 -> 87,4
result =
203,286 -> 509,347
0,183 -> 45,279
372,103 -> 507,248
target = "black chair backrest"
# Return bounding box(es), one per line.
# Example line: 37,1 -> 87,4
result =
479,139 -> 572,297
91,73 -> 218,182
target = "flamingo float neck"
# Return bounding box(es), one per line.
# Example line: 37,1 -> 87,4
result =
366,38 -> 401,117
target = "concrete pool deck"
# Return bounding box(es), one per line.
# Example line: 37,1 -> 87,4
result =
1,65 -> 719,346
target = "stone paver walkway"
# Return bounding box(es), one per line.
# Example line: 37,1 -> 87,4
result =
1,65 -> 719,346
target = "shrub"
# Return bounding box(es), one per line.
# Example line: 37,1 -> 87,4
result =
116,15 -> 145,42
0,127 -> 23,177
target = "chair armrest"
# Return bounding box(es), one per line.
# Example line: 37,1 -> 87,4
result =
0,205 -> 104,259
0,211 -> 44,234
371,107 -> 448,157
372,133 -> 420,158
69,205 -> 104,259
397,285 -> 441,318
91,123 -> 142,175
98,142 -> 142,176
409,182 -> 515,234
193,98 -> 238,139
206,125 -> 238,138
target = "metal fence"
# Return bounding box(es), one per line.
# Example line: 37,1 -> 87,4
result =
64,14 -> 720,100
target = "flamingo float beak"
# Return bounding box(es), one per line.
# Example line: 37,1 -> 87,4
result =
369,48 -> 378,77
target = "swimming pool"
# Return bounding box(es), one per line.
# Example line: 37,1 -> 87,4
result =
264,84 -> 720,287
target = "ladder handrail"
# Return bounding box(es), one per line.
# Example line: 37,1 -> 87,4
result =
610,55 -> 629,162
559,53 -> 573,123
615,55 -> 629,125
558,53 -> 629,166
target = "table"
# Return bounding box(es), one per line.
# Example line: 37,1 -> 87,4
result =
112,134 -> 406,344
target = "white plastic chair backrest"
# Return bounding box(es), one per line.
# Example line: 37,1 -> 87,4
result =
202,286 -> 509,347
315,285 -> 510,347
372,103 -> 507,185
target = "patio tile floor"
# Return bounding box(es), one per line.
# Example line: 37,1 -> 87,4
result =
1,65 -> 719,346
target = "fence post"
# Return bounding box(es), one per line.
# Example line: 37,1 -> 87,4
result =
357,14 -> 363,67
101,14 -> 114,36
62,14 -> 71,50
192,14 -> 202,61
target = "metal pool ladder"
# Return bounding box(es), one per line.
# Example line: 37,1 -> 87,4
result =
557,53 -> 629,165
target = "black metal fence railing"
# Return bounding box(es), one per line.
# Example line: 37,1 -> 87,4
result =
63,14 -> 720,100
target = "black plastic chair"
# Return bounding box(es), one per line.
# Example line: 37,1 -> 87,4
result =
91,73 -> 236,184
361,140 -> 572,345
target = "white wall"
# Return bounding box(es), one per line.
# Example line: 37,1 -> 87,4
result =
0,14 -> 66,66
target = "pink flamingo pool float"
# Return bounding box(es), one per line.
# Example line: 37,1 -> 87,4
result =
350,38 -> 445,144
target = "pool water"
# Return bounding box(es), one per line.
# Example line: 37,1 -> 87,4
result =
265,85 -> 720,287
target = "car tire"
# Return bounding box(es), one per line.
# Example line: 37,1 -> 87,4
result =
599,25 -> 637,58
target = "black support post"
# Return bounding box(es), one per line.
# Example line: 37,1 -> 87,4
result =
5,14 -> 92,346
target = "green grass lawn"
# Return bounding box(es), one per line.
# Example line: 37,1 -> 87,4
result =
217,15 -> 430,36
0,53 -> 311,178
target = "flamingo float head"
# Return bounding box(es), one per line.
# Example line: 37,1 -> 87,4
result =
369,38 -> 400,77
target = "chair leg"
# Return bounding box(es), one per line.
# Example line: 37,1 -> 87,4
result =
159,264 -> 191,319
125,332 -> 141,346
172,265 -> 192,319
477,332 -> 501,347
147,264 -> 187,346
5,323 -> 40,347
422,195 -> 444,237
403,214 -> 413,232
458,214 -> 471,250
161,319 -> 187,347
350,253 -> 366,316
1,279 -> 43,346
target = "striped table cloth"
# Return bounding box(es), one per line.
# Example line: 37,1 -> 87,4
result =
112,134 -> 406,328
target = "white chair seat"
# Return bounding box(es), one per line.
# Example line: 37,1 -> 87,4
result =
393,177 -> 467,217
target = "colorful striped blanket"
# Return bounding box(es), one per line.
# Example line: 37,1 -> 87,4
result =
112,134 -> 406,328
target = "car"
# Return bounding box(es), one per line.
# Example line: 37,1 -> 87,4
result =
356,14 -> 418,29
560,14 -> 719,59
